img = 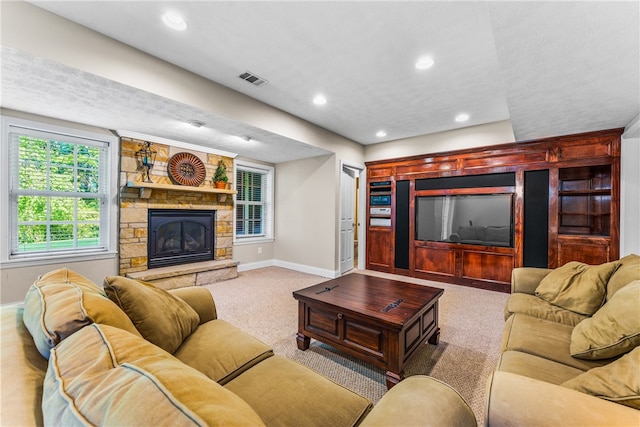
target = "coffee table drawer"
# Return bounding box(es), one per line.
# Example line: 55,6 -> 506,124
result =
303,305 -> 387,362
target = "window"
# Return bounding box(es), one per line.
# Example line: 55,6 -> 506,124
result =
5,122 -> 111,258
234,160 -> 274,243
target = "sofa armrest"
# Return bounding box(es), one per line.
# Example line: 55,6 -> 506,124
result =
169,287 -> 217,324
510,267 -> 553,294
485,371 -> 640,427
360,376 -> 477,427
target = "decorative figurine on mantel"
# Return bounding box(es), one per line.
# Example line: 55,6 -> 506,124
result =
213,159 -> 228,189
135,141 -> 157,183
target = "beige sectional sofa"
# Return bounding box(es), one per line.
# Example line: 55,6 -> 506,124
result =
485,254 -> 640,426
1,268 -> 477,427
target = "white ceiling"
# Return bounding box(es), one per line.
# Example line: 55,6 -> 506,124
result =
2,1 -> 639,163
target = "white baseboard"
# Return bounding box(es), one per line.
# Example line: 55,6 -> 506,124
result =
236,260 -> 275,272
237,258 -> 339,279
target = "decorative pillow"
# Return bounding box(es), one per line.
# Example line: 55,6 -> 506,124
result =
22,268 -> 141,359
44,323 -> 266,426
606,254 -> 640,301
562,346 -> 640,409
570,280 -> 640,360
104,276 -> 200,354
534,260 -> 619,315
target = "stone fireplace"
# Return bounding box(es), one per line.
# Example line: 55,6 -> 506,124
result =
118,137 -> 238,289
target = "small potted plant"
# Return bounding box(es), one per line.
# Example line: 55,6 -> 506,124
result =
213,159 -> 228,189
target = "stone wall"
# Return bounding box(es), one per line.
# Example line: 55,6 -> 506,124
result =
119,137 -> 234,276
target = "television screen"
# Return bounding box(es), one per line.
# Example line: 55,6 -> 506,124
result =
415,194 -> 513,247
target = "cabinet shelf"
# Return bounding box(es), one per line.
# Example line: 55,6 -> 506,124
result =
558,189 -> 610,196
559,212 -> 610,216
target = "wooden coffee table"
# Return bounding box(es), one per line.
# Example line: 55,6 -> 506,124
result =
293,273 -> 443,389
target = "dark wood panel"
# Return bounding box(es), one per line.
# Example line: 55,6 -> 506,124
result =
344,320 -> 384,356
557,140 -> 612,161
556,236 -> 612,266
461,251 -> 514,284
396,160 -> 457,176
462,151 -> 549,169
368,167 -> 393,178
367,229 -> 392,270
414,246 -> 456,276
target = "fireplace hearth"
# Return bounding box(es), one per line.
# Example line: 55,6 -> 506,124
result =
148,209 -> 215,269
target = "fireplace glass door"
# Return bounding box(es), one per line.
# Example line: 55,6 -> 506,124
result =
148,209 -> 214,268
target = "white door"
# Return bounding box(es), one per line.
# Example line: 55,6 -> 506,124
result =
340,166 -> 357,274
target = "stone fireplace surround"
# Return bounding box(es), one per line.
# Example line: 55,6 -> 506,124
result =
119,137 -> 238,289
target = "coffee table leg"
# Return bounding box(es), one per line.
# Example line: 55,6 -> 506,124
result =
427,327 -> 440,345
296,332 -> 310,350
386,371 -> 404,389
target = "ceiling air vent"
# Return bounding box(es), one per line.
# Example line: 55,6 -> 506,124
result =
239,71 -> 268,87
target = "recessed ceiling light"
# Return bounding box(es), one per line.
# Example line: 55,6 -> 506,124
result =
455,113 -> 470,123
376,130 -> 387,138
162,11 -> 187,31
313,94 -> 327,106
186,119 -> 204,128
415,56 -> 435,70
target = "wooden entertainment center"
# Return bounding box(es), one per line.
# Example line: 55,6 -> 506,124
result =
365,128 -> 622,293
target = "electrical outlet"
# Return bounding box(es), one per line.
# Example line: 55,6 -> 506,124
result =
257,247 -> 263,254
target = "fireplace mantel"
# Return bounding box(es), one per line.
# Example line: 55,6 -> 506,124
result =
126,181 -> 237,202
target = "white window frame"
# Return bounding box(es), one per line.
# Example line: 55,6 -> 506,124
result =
233,159 -> 274,244
0,116 -> 118,267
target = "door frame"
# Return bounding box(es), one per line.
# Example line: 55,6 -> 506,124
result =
339,160 -> 366,272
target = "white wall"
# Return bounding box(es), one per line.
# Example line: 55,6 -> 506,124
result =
0,258 -> 118,305
364,120 -> 515,162
621,114 -> 640,256
274,155 -> 338,276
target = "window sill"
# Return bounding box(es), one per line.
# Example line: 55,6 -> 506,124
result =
234,237 -> 275,245
1,250 -> 118,269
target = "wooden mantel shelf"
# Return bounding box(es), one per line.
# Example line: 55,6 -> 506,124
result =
125,181 -> 236,202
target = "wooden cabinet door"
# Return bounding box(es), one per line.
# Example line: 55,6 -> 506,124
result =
367,229 -> 392,271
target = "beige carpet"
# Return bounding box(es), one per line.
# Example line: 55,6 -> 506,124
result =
202,267 -> 508,426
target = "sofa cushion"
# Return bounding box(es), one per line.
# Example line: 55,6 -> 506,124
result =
22,268 -> 141,359
502,314 -> 611,371
225,355 -> 372,427
504,293 -> 588,326
175,319 -> 273,385
1,305 -> 49,427
496,351 -> 584,385
359,376 -> 477,427
534,260 -> 619,315
570,280 -> 640,360
43,323 -> 265,426
606,253 -> 640,301
104,276 -> 200,354
562,347 -> 640,409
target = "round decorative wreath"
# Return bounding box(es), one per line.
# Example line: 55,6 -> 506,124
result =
167,152 -> 206,187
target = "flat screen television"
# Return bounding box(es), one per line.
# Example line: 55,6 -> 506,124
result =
415,194 -> 514,247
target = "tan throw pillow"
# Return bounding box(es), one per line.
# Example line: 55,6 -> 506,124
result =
570,280 -> 640,360
104,276 -> 200,354
534,261 -> 619,315
22,268 -> 141,359
606,254 -> 640,301
44,323 -> 266,426
562,347 -> 640,409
